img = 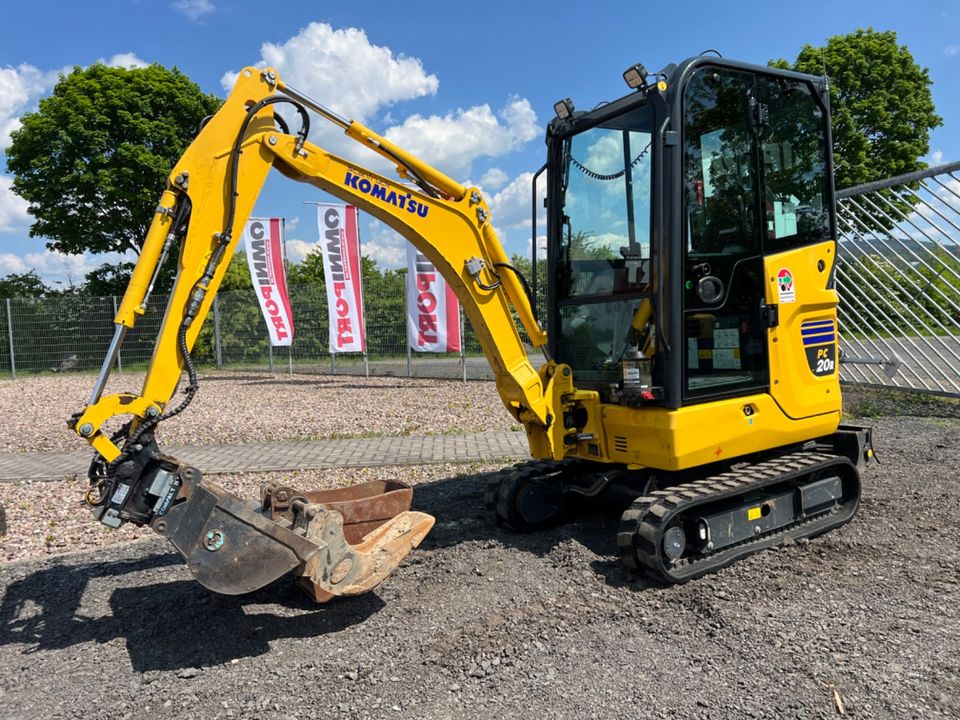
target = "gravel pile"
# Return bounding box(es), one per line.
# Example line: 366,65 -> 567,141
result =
0,371 -> 512,453
0,414 -> 958,719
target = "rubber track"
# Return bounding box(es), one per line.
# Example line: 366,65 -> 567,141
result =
617,451 -> 860,583
484,459 -> 574,531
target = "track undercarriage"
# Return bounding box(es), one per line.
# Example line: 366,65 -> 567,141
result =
485,426 -> 873,583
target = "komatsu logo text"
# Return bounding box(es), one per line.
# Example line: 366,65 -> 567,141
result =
344,172 -> 429,218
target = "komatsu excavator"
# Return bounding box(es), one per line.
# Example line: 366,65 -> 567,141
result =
71,56 -> 873,601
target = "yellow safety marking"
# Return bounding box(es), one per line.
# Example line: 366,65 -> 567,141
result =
747,506 -> 762,521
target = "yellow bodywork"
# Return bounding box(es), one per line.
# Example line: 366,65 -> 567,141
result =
74,67 -> 841,474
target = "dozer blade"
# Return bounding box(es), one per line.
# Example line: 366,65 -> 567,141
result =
151,467 -> 434,601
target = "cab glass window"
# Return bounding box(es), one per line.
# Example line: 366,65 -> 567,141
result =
757,76 -> 832,250
558,109 -> 652,301
683,69 -> 760,257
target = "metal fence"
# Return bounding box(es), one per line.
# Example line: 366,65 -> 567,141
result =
0,279 -> 520,382
4,161 -> 958,394
836,160 -> 960,396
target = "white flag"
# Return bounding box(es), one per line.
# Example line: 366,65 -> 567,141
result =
406,243 -> 461,353
316,204 -> 366,353
243,217 -> 294,347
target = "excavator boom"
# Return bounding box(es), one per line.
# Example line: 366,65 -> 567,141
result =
71,67 -> 566,600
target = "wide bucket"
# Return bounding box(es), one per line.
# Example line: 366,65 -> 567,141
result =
154,469 -> 434,602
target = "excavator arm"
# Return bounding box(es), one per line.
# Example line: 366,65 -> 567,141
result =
69,67 -> 572,600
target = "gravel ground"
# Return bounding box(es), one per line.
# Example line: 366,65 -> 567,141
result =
0,413 -> 958,719
0,463 -> 499,565
0,371 -> 513,453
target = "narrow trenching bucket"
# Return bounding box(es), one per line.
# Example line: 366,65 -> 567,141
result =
152,468 -> 434,602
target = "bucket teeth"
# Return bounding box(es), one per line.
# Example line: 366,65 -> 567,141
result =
295,508 -> 435,603
153,469 -> 434,601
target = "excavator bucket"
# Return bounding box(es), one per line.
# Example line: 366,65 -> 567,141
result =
152,467 -> 434,602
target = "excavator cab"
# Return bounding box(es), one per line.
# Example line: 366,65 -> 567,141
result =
490,57 -> 873,581
544,58 -> 843,442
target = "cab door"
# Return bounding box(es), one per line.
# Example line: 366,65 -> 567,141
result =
754,73 -> 841,419
681,68 -> 769,403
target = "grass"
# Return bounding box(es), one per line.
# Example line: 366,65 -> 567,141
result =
844,385 -> 960,419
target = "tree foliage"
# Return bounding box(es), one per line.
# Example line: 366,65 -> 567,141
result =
772,28 -> 942,190
6,63 -> 222,262
82,261 -> 135,297
0,271 -> 50,299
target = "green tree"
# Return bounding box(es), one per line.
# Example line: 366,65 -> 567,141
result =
219,251 -> 254,291
772,28 -> 942,190
82,261 -> 135,297
6,62 -> 222,288
0,270 -> 50,299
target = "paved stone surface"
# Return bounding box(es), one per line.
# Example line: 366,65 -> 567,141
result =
0,431 -> 530,482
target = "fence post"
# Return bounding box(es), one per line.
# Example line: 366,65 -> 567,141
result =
111,296 -> 123,372
5,299 -> 14,380
331,352 -> 337,375
407,344 -> 412,377
213,296 -> 223,369
363,351 -> 369,378
288,346 -> 293,376
268,341 -> 274,372
460,304 -> 466,383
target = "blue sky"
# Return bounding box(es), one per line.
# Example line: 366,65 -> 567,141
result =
0,0 -> 957,285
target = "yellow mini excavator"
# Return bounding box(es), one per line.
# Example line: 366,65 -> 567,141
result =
71,56 -> 873,601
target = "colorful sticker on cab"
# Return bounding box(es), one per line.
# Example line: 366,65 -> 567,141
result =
777,268 -> 795,303
801,319 -> 837,376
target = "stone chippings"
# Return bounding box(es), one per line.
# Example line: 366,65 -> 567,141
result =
0,412 -> 957,719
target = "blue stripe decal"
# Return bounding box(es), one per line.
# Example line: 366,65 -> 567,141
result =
801,321 -> 835,330
802,333 -> 836,346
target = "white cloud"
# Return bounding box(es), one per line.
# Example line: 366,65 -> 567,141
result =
270,228 -> 406,270
384,97 -> 539,180
173,0 -> 215,22
0,249 -> 95,284
0,247 -> 136,286
360,221 -> 406,269
928,149 -> 945,167
224,24 -> 539,182
0,174 -> 29,232
362,240 -> 405,269
283,238 -> 319,265
0,63 -> 64,150
102,53 -> 149,69
480,167 -> 509,190
527,234 -> 548,257
222,22 -> 438,123
0,253 -> 26,274
945,45 -> 960,57
487,170 -> 547,230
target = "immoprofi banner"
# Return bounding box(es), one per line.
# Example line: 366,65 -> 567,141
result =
406,243 -> 461,353
243,217 -> 294,347
316,204 -> 366,353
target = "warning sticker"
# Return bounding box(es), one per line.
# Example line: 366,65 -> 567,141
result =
776,268 -> 796,304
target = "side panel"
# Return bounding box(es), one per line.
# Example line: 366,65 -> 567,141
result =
596,393 -> 839,471
764,240 -> 842,419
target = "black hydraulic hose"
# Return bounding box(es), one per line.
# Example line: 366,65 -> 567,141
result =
109,99 -> 310,474
224,96 -> 310,236
494,262 -> 534,308
375,144 -> 441,199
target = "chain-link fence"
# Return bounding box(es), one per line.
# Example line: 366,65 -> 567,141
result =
836,159 -> 960,397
